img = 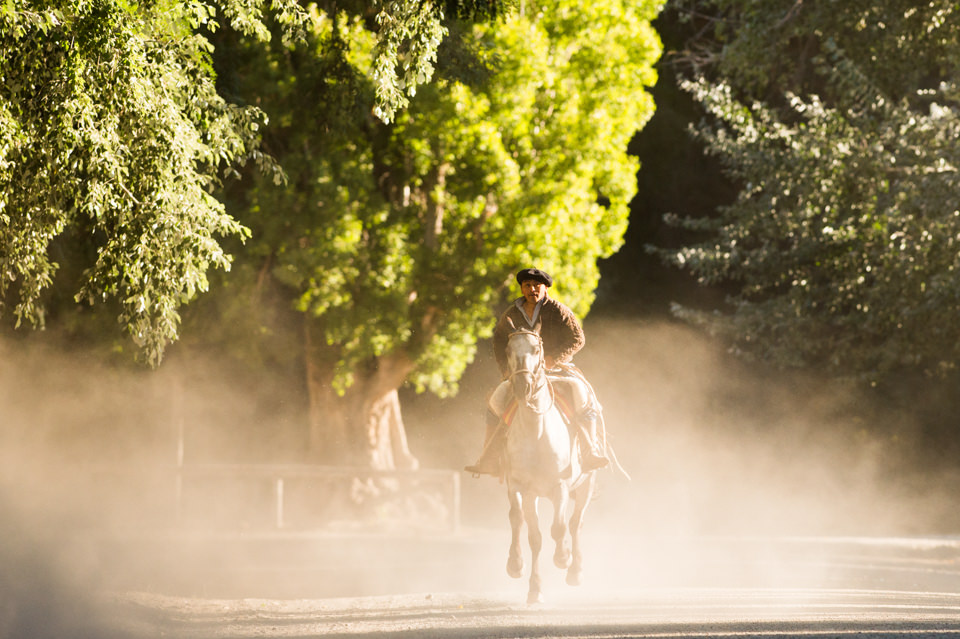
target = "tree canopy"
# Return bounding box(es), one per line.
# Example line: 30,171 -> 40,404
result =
656,1 -> 960,383
186,0 -> 665,464
0,0 -> 288,364
218,0 -> 663,398
0,0 -> 507,365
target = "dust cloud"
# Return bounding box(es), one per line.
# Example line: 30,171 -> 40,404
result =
414,317 -> 960,535
569,318 -> 954,538
1,316 -> 960,632
0,337 -> 311,636
407,317 -> 960,594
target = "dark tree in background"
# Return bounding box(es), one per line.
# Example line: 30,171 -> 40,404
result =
639,2 -> 960,382
608,1 -> 960,452
596,10 -> 735,318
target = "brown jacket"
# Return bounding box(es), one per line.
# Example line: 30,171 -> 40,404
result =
493,297 -> 585,377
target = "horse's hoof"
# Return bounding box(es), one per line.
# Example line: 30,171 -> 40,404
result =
527,590 -> 544,605
566,568 -> 583,586
507,557 -> 523,579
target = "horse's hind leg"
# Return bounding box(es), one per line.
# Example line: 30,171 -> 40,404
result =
550,484 -> 572,569
522,495 -> 544,604
507,490 -> 524,579
566,475 -> 595,586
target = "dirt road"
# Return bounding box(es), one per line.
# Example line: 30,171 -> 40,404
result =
108,587 -> 960,638
81,534 -> 960,638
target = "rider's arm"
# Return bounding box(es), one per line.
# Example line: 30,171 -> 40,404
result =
546,300 -> 585,366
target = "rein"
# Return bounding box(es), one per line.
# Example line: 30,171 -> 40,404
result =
507,330 -> 555,415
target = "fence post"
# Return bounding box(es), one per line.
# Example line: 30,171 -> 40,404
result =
450,471 -> 461,533
275,477 -> 285,529
173,379 -> 185,525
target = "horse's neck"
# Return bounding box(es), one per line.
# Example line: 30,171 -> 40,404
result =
509,388 -> 572,473
526,375 -> 553,413
513,378 -> 559,430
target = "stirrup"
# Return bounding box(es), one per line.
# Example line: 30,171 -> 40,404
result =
581,452 -> 609,472
464,461 -> 500,477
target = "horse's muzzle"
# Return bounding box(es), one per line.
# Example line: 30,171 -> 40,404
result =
511,371 -> 536,405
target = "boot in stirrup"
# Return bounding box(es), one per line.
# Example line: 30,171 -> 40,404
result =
465,412 -> 504,477
577,414 -> 609,472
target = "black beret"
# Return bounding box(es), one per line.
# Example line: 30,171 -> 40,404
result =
516,268 -> 553,287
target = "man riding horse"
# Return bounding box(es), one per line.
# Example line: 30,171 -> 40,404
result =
466,267 -> 609,476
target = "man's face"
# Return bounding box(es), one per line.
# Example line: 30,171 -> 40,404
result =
520,279 -> 547,304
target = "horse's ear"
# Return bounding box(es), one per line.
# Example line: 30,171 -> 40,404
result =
533,317 -> 542,333
506,316 -> 516,331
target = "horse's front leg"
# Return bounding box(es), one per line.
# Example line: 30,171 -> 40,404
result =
566,475 -> 595,586
550,483 -> 571,569
506,489 -> 524,579
522,495 -> 543,604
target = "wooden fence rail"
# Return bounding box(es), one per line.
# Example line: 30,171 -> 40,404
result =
84,463 -> 461,533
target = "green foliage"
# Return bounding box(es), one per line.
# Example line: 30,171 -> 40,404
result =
0,0 -> 500,366
223,0 -> 664,396
370,0 -> 449,122
0,0 -> 307,365
658,0 -> 960,381
368,0 -> 516,122
670,0 -> 960,102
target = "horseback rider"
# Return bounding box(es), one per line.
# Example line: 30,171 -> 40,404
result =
465,267 -> 609,476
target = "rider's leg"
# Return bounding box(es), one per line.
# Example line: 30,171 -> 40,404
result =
547,375 -> 609,472
575,407 -> 609,472
465,382 -> 511,476
464,409 -> 504,475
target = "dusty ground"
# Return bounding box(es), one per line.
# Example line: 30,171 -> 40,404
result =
106,584 -> 960,638
8,319 -> 960,638
11,532 -> 960,639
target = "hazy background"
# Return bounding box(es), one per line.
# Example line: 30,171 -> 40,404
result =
6,315 -> 960,535
3,316 -> 960,627
439,318 -> 960,537
5,314 -> 960,639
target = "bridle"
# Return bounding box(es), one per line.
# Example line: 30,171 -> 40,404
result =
507,329 -> 554,414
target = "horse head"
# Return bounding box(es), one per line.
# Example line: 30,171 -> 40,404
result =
506,326 -> 548,411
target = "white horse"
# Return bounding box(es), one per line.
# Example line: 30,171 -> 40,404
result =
501,325 -> 597,604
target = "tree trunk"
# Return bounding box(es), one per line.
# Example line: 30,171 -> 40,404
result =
304,318 -> 419,470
